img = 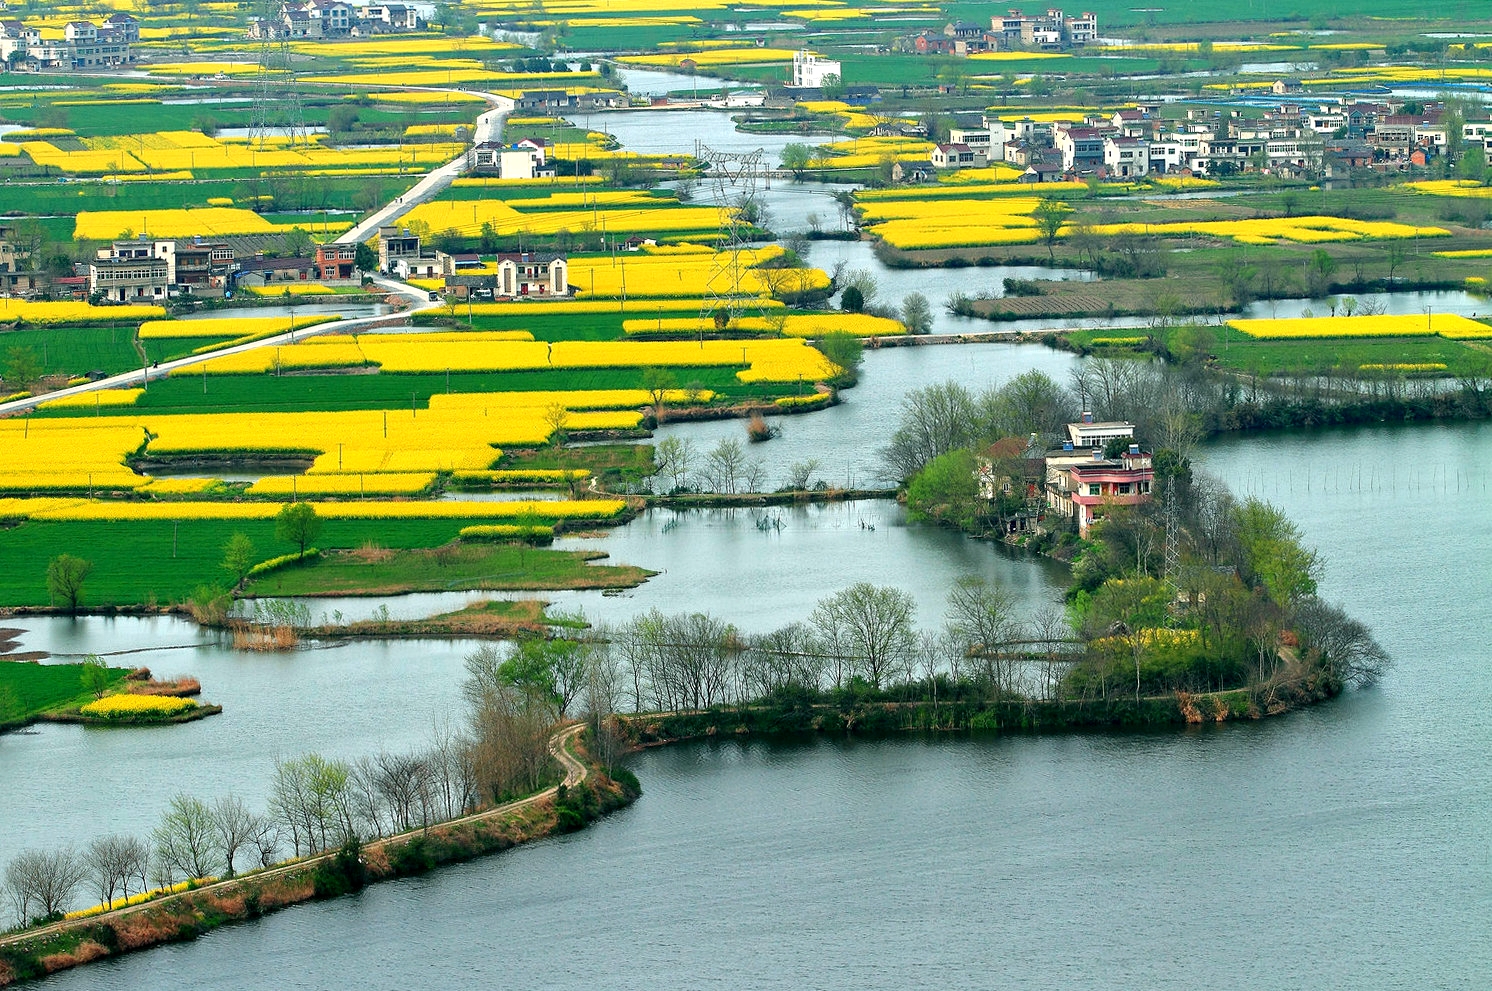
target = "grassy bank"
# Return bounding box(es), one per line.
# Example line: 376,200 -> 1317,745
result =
245,543 -> 653,597
0,520 -> 644,610
0,730 -> 638,988
0,657 -> 130,731
624,675 -> 1339,745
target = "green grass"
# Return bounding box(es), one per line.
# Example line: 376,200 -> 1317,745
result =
246,541 -> 652,597
73,366 -> 770,415
0,518 -> 555,608
0,658 -> 129,724
501,443 -> 654,473
1069,324 -> 1492,375
1205,334 -> 1492,377
0,325 -> 143,379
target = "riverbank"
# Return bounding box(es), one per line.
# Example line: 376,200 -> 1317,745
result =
0,724 -> 637,988
622,670 -> 1340,746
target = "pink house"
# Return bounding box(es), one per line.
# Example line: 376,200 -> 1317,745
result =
1053,445 -> 1154,535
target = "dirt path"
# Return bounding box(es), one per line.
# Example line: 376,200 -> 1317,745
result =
0,722 -> 587,954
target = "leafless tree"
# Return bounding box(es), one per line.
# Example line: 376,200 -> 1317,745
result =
945,575 -> 1024,694
84,835 -> 136,911
701,437 -> 749,493
464,645 -> 559,801
209,796 -> 262,877
811,583 -> 916,690
653,436 -> 696,493
5,848 -> 86,925
153,794 -> 221,883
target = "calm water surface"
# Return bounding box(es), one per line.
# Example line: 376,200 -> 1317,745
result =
8,407 -> 1490,989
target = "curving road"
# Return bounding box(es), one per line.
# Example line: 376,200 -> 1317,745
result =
0,722 -> 588,954
336,90 -> 513,245
0,88 -> 513,419
0,277 -> 438,418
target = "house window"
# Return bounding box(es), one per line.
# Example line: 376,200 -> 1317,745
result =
1140,481 -> 1151,494
1117,483 -> 1131,494
1087,483 -> 1101,496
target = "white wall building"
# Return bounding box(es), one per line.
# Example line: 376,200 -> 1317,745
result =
789,50 -> 842,89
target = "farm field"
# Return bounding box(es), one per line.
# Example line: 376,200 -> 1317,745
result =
0,658 -> 130,726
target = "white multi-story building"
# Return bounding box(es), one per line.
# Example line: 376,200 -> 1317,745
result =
0,13 -> 134,69
1103,136 -> 1149,178
789,50 -> 842,89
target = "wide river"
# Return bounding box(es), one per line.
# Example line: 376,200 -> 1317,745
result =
7,339 -> 1487,986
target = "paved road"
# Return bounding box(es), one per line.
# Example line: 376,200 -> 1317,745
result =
0,277 -> 436,418
0,89 -> 509,419
337,90 -> 514,245
0,722 -> 588,953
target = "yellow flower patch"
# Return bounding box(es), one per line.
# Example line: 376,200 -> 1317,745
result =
1228,314 -> 1490,339
80,694 -> 198,717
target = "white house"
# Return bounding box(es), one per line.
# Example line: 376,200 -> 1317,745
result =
496,251 -> 569,298
789,50 -> 841,89
1102,136 -> 1149,178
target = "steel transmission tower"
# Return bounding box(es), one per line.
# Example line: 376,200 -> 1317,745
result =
1162,475 -> 1182,592
694,141 -> 765,330
250,4 -> 307,147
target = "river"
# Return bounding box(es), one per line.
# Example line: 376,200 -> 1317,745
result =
6,372 -> 1488,987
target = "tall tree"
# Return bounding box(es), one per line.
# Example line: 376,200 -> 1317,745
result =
46,554 -> 92,613
274,503 -> 322,559
811,583 -> 916,690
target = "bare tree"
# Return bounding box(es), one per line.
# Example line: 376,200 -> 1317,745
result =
653,436 -> 696,494
1292,597 -> 1391,688
945,575 -> 1023,694
463,645 -> 559,801
84,835 -> 135,911
811,583 -> 916,690
209,796 -> 261,877
5,848 -> 86,925
701,437 -> 748,493
153,794 -> 221,883
120,835 -> 151,901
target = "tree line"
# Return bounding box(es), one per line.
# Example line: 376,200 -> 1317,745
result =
1,623 -> 624,932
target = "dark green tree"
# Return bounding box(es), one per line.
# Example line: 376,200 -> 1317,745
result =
275,503 -> 322,559
46,554 -> 92,613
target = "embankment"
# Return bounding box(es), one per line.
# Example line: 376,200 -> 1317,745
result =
623,674 -> 1339,745
0,725 -> 638,988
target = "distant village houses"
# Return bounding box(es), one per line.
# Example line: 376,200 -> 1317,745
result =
0,13 -> 135,71
894,97 -> 1492,184
248,1 -> 425,41
907,9 -> 1097,56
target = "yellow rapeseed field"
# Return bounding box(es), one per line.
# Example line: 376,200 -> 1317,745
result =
622,47 -> 801,67
0,300 -> 164,325
80,694 -> 197,718
2,498 -> 628,523
36,389 -> 145,410
1228,313 -> 1491,339
175,334 -> 837,383
138,315 -> 339,339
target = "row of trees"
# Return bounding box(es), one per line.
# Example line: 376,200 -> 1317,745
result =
594,578 -> 1075,713
1,722 -> 479,931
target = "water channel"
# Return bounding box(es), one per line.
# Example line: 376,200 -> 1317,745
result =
7,102 -> 1492,988
18,415 -> 1490,990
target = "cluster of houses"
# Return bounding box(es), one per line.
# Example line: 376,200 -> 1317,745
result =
248,1 -> 424,40
906,97 -> 1492,183
376,225 -> 571,299
80,234 -> 357,301
0,13 -> 136,71
979,414 -> 1154,537
906,9 -> 1098,56
0,220 -> 576,303
468,137 -> 553,180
